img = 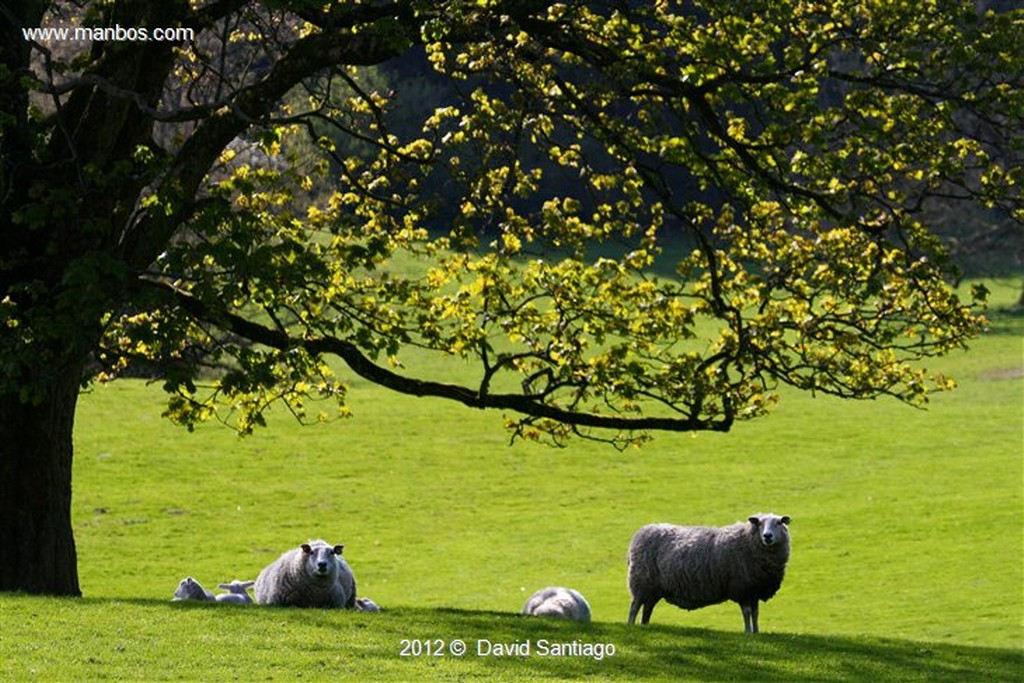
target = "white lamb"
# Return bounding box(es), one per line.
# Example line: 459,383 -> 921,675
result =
254,539 -> 357,608
354,597 -> 381,612
215,579 -> 255,604
522,586 -> 592,622
172,576 -> 215,601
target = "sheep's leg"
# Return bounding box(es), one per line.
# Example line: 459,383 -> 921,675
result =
740,602 -> 759,633
628,595 -> 657,625
628,596 -> 642,624
640,600 -> 656,625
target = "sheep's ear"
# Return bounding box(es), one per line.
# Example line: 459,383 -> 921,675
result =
301,544 -> 312,554
748,516 -> 761,527
781,516 -> 791,525
333,545 -> 344,555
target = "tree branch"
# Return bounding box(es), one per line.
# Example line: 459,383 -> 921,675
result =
120,6 -> 420,270
139,278 -> 731,434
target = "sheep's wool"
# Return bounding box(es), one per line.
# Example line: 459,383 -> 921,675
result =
254,539 -> 357,608
627,513 -> 790,632
522,587 -> 592,623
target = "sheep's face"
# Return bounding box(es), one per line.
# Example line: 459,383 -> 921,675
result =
173,577 -> 208,600
748,514 -> 790,547
301,543 -> 344,578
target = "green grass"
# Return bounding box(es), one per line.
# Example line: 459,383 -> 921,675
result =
1,278 -> 1021,681
1,601 -> 1020,681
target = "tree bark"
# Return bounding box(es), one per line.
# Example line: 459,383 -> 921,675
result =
0,363 -> 83,596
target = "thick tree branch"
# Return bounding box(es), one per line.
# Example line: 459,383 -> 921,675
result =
140,278 -> 732,434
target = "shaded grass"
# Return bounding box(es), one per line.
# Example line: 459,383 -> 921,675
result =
1,598 -> 1020,682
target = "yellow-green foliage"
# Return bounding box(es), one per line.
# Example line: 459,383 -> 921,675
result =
84,0 -> 1019,446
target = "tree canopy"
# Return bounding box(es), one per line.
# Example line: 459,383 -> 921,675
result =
1,0 -> 1021,593
8,0 -> 1020,445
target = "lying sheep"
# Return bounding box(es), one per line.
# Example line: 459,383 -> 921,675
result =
172,577 -> 255,604
172,576 -> 215,601
215,579 -> 255,604
627,513 -> 791,633
522,586 -> 592,623
355,597 -> 381,613
254,539 -> 357,608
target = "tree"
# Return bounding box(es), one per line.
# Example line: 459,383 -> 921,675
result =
2,0 -> 1021,596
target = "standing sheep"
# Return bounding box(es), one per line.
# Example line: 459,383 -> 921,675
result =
522,586 -> 592,623
254,539 -> 357,608
627,513 -> 791,633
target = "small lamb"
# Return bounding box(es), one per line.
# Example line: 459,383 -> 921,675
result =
354,597 -> 381,612
522,586 -> 592,623
172,576 -> 215,601
254,539 -> 357,608
215,579 -> 255,604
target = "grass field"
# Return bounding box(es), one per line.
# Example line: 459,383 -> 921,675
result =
1,279 -> 1021,681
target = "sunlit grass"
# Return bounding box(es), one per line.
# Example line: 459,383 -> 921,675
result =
0,279 -> 1019,680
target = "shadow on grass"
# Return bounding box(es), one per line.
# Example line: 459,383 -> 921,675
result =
406,608 -> 1023,682
985,306 -> 1024,336
4,597 -> 1020,681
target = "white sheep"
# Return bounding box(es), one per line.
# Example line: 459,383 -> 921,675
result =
354,597 -> 381,612
521,586 -> 592,623
254,539 -> 357,608
215,579 -> 255,604
172,576 -> 215,601
627,513 -> 791,633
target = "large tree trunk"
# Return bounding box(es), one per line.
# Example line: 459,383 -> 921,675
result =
0,364 -> 83,596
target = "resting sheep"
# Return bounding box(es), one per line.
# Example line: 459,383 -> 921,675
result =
215,579 -> 255,604
172,576 -> 215,601
172,577 -> 256,604
254,539 -> 357,608
355,597 -> 381,612
627,513 -> 791,633
522,586 -> 592,623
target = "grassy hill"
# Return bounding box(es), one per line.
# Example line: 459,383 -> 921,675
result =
0,278 -> 1020,680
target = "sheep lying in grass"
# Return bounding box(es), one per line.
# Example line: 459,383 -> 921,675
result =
522,586 -> 592,623
254,539 -> 357,608
172,577 -> 256,604
172,576 -> 215,601
627,513 -> 791,633
215,580 -> 255,604
355,597 -> 381,612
